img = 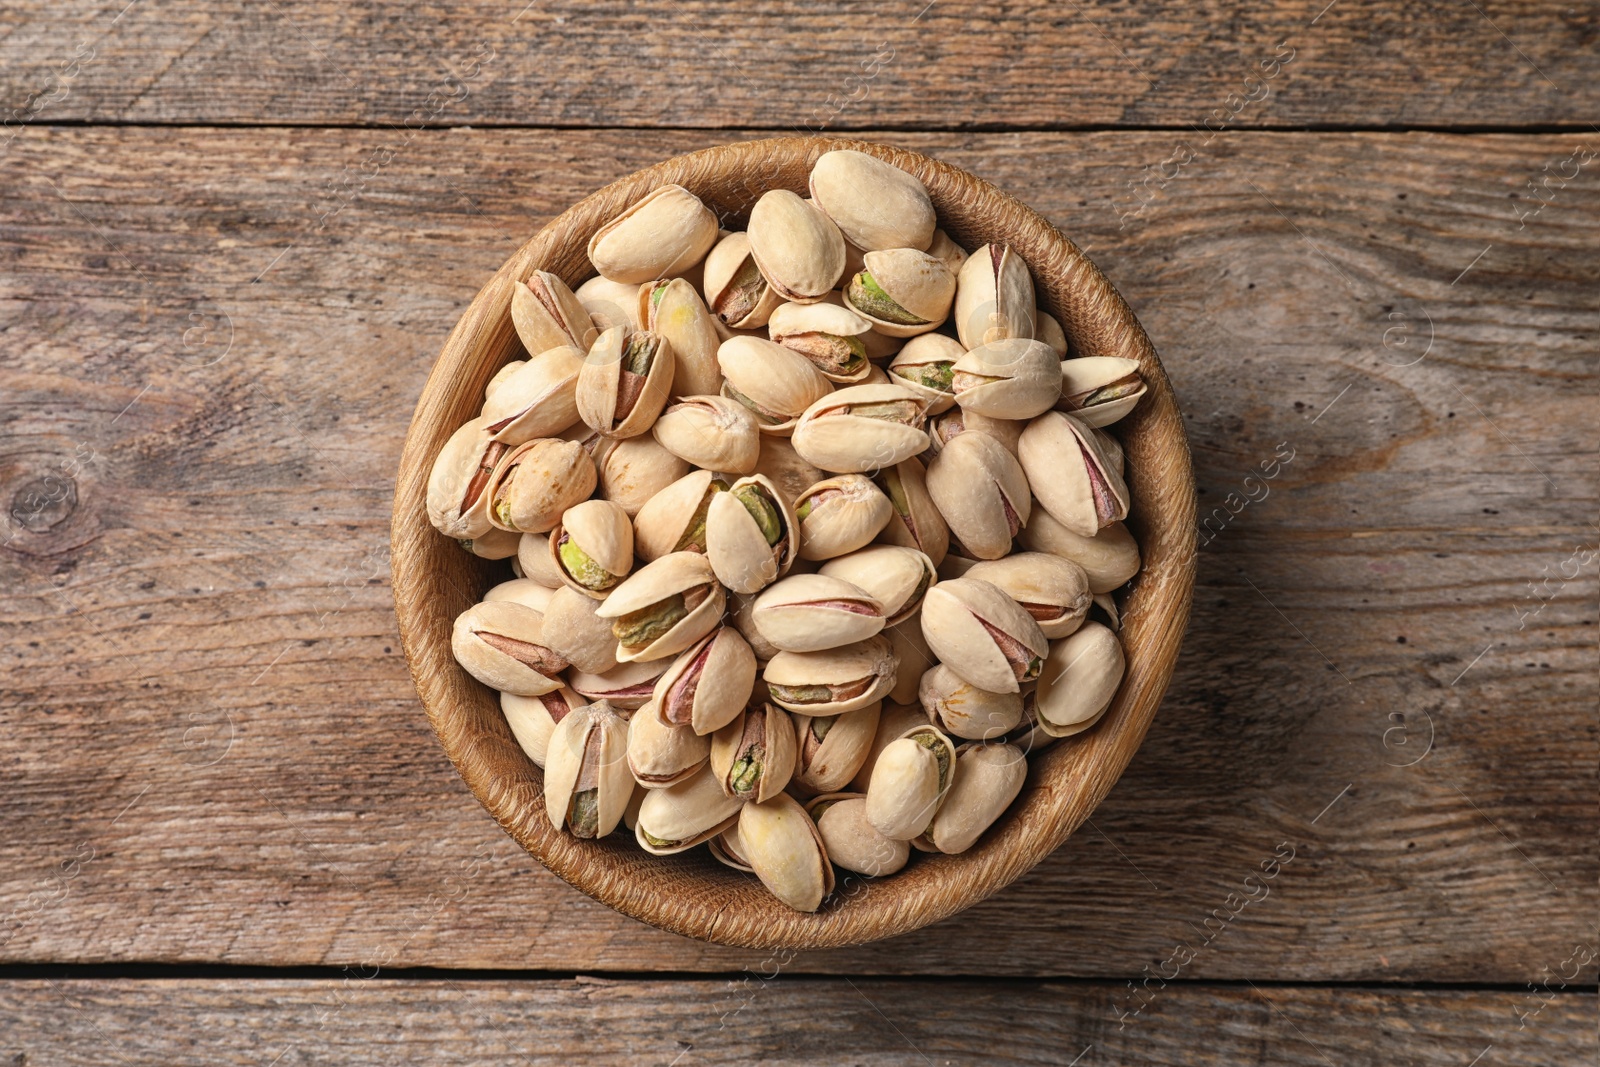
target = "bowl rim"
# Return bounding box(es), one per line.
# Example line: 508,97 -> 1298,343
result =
390,136 -> 1197,949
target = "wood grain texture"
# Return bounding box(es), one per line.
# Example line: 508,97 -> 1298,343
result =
1,1 -> 1597,130
0,128 -> 1595,976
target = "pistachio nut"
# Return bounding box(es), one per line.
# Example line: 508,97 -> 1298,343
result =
427,417 -> 510,539
568,656 -> 671,711
639,277 -> 723,397
451,600 -> 568,697
479,346 -> 586,445
702,230 -> 783,329
538,584 -> 622,675
634,765 -> 744,855
1017,411 -> 1129,537
884,615 -> 935,705
808,149 -> 936,252
516,531 -> 566,589
576,274 -> 643,333
871,456 -> 949,567
817,544 -> 936,626
511,270 -> 596,355
705,474 -> 797,595
587,183 -> 719,284
790,384 -> 931,475
924,431 -> 1031,560
711,701 -> 798,802
651,395 -> 761,474
500,686 -> 583,768
483,576 -> 556,613
708,821 -> 754,872
739,792 -> 835,912
767,300 -> 874,382
653,626 -> 758,735
1017,515 -> 1141,595
458,526 -> 522,560
953,243 -> 1037,349
865,724 -> 955,840
763,635 -> 898,715
632,469 -> 730,561
717,335 -> 834,435
951,338 -> 1061,420
1034,310 -> 1069,358
918,663 -> 1023,740
750,433 -> 827,508
595,551 -> 726,663
1034,621 -> 1124,735
544,700 -> 633,839
746,189 -> 846,303
727,590 -> 783,662
925,743 -> 1027,854
485,437 -> 598,534
751,573 -> 887,653
791,703 -> 881,794
627,699 -> 711,789
887,333 -> 963,415
592,434 -> 691,516
577,327 -> 676,439
485,359 -> 528,401
843,248 -> 957,338
806,792 -> 909,876
964,552 -> 1092,640
548,498 -> 634,598
1057,356 -> 1147,428
924,228 -> 969,276
920,577 -> 1048,694
794,475 -> 893,561
926,407 -> 1023,458
846,701 -> 928,793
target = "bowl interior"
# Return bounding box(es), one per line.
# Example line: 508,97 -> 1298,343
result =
390,137 -> 1197,949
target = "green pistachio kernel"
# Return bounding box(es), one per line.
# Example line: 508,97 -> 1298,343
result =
1023,654 -> 1043,683
915,731 -> 951,788
848,271 -> 926,326
730,745 -> 765,796
795,498 -> 814,522
642,829 -> 678,848
558,538 -> 617,590
894,361 -> 954,392
675,479 -> 731,552
613,594 -> 689,649
878,469 -> 910,517
724,383 -> 783,425
568,789 -> 600,838
651,283 -> 669,310
767,682 -> 832,705
734,486 -> 783,546
810,716 -> 834,743
623,333 -> 654,375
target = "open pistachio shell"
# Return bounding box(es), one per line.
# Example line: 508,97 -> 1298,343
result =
887,333 -> 962,416
767,300 -> 874,383
485,437 -> 598,534
427,416 -> 510,539
627,699 -> 711,789
918,663 -> 1023,740
865,725 -> 955,840
632,469 -> 730,562
485,359 -> 528,401
512,270 -> 597,356
480,346 -> 587,445
926,407 -> 1023,458
517,532 -> 566,589
794,475 -> 894,561
924,431 -> 1031,560
871,456 -> 949,568
953,243 -> 1037,349
1034,310 -> 1069,358
1034,621 -> 1124,734
843,248 -> 957,338
924,228 -> 969,277
747,189 -> 846,303
807,792 -> 910,876
920,577 -> 1048,694
576,274 -> 643,333
790,383 -> 931,475
951,338 -> 1061,420
846,701 -> 929,793
818,544 -> 936,626
965,552 -> 1092,640
577,327 -> 676,439
544,700 -> 634,839
500,686 -> 584,768
639,277 -> 723,398
538,585 -> 621,675
740,792 -> 835,912
809,150 -> 936,252
595,551 -> 726,663
703,230 -> 783,329
763,635 -> 898,715
752,573 -> 887,653
568,657 -> 670,711
711,702 -> 797,803
587,183 -> 718,284
1018,411 -> 1130,538
884,614 -> 936,705
1017,515 -> 1140,595
792,703 -> 881,794
926,743 -> 1027,854
548,498 -> 634,599
592,434 -> 691,517
705,474 -> 797,595
635,765 -> 744,855
717,335 -> 834,436
653,626 -> 758,736
1057,356 -> 1148,428
651,395 -> 761,474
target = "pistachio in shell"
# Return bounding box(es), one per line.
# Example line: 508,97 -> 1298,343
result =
791,703 -> 882,794
807,792 -> 909,876
651,395 -> 761,474
705,474 -> 796,595
817,544 -> 937,626
1017,411 -> 1129,537
716,335 -> 834,435
923,431 -> 1031,560
511,270 -> 596,355
793,474 -> 894,561
919,577 -> 1048,694
451,600 -> 568,696
871,456 -> 950,568
887,332 -> 963,415
790,383 -> 931,475
568,656 -> 671,712
479,346 -> 587,445
538,584 -> 622,675
653,626 -> 758,736
864,724 -> 955,841
808,149 -> 936,252
953,242 -> 1037,349
544,700 -> 633,839
1034,621 -> 1124,735
1034,310 -> 1069,358
627,699 -> 711,789
427,416 -> 510,540
711,701 -> 797,803
763,634 -> 898,715
577,327 -> 676,439
746,189 -> 846,303
499,686 -> 583,768
1057,356 -> 1147,428
964,552 -> 1092,640
702,230 -> 783,329
548,498 -> 634,598
767,299 -> 874,382
751,573 -> 887,654
846,701 -> 929,793
640,277 -> 723,397
516,531 -> 566,589
634,765 -> 744,855
843,248 -> 957,338
587,183 -> 718,284
485,437 -> 598,534
632,469 -> 730,561
595,550 -> 726,663
951,338 -> 1061,420
739,792 -> 835,912
592,434 -> 692,516
918,663 -> 1023,740
1016,514 -> 1140,595
925,743 -> 1027,854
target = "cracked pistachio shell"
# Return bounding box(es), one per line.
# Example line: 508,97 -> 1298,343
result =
485,438 -> 598,534
512,270 -> 597,356
865,725 -> 955,841
847,701 -> 929,792
747,189 -> 846,303
568,657 -> 670,712
918,663 -> 1023,740
924,431 -> 1031,560
809,149 -> 936,252
485,359 -> 528,401
500,686 -> 584,768
587,183 -> 718,284
924,228 -> 969,277
576,274 -> 643,333
965,552 -> 1093,640
807,792 -> 909,876
794,475 -> 893,562
843,248 -> 957,338
709,821 -> 754,872
627,699 -> 711,789
639,277 -> 723,397
711,702 -> 797,802
702,230 -> 783,329
1057,356 -> 1148,428
595,551 -> 725,663
752,573 -> 887,653
592,434 -> 692,517
752,434 -> 827,505
887,333 -> 962,416
871,456 -> 948,567
954,243 -> 1037,349
706,474 -> 797,595
483,577 -> 556,613
1092,425 -> 1125,479
1018,411 -> 1130,537
632,469 -> 729,562
1034,311 -> 1069,358
635,765 -> 744,855
480,346 -> 587,445
544,700 -> 633,839
517,532 -> 566,589
427,417 -> 511,540
577,327 -> 676,439
548,498 -> 634,599
927,407 -> 1023,458
1017,515 -> 1140,595
1034,621 -> 1124,734
654,626 -> 758,735
952,338 -> 1061,421
884,615 -> 935,705
767,300 -> 874,383
717,335 -> 834,436
790,383 -> 931,475
459,526 -> 521,560
728,590 -> 783,662
763,635 -> 898,715
792,703 -> 881,794
741,792 -> 835,912
818,544 -> 936,627
652,395 -> 761,474
926,743 -> 1027,854
452,600 -> 568,696
920,578 -> 1048,694
538,584 -> 621,675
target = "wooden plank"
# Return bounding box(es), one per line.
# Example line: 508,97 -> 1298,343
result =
1,979 -> 1592,1064
0,128 -> 1595,977
0,1 -> 1596,130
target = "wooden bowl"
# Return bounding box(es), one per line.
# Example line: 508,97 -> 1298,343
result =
391,137 -> 1196,949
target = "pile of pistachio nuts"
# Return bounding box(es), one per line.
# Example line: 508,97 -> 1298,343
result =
426,150 -> 1146,913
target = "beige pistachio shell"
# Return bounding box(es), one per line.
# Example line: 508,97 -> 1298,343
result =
750,434 -> 826,508
576,274 -> 643,333
951,338 -> 1061,420
871,456 -> 949,567
651,395 -> 761,474
884,615 -> 935,705
709,822 -> 755,872
711,702 -> 797,802
1092,591 -> 1120,631
451,600 -> 567,696
954,243 -> 1037,349
427,417 -> 511,539
728,589 -> 784,662
568,657 -> 670,711
767,299 -> 874,383
458,526 -> 521,560
717,335 -> 834,435
1017,515 -> 1141,594
485,437 -> 598,534
483,577 -> 555,612
653,626 -> 758,735
702,230 -> 783,329
790,383 -> 931,475
747,189 -> 846,303
512,270 -> 597,355
634,766 -> 744,855
537,585 -> 621,675
1091,425 -> 1125,479
926,407 -> 1023,458
517,531 -> 566,589
627,699 -> 711,789
865,725 -> 955,840
818,544 -> 937,626
639,277 -> 723,397
1034,621 -> 1124,732
623,782 -> 646,831
500,686 -> 584,768
592,434 -> 692,516
705,474 -> 797,595
1018,411 -> 1130,537
794,475 -> 894,561
808,792 -> 910,876
763,635 -> 898,715
808,150 -> 936,252
587,183 -> 718,284
577,327 -> 676,439
846,701 -> 929,793
594,551 -> 726,663
924,229 -> 969,276
964,552 -> 1092,640
920,577 -> 1048,694
924,431 -> 1031,560
485,359 -> 528,401
1034,311 -> 1069,358
792,703 -> 881,794
631,469 -> 729,561
918,663 -> 1023,740
843,248 -> 958,338
740,792 -> 835,912
887,333 -> 962,415
480,346 -> 587,445
927,743 -> 1027,854
752,573 -> 887,653
1057,356 -> 1147,428
544,700 -> 634,839
548,498 -> 634,598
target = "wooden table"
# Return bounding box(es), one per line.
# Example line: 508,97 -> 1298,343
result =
2,2 -> 1595,1062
